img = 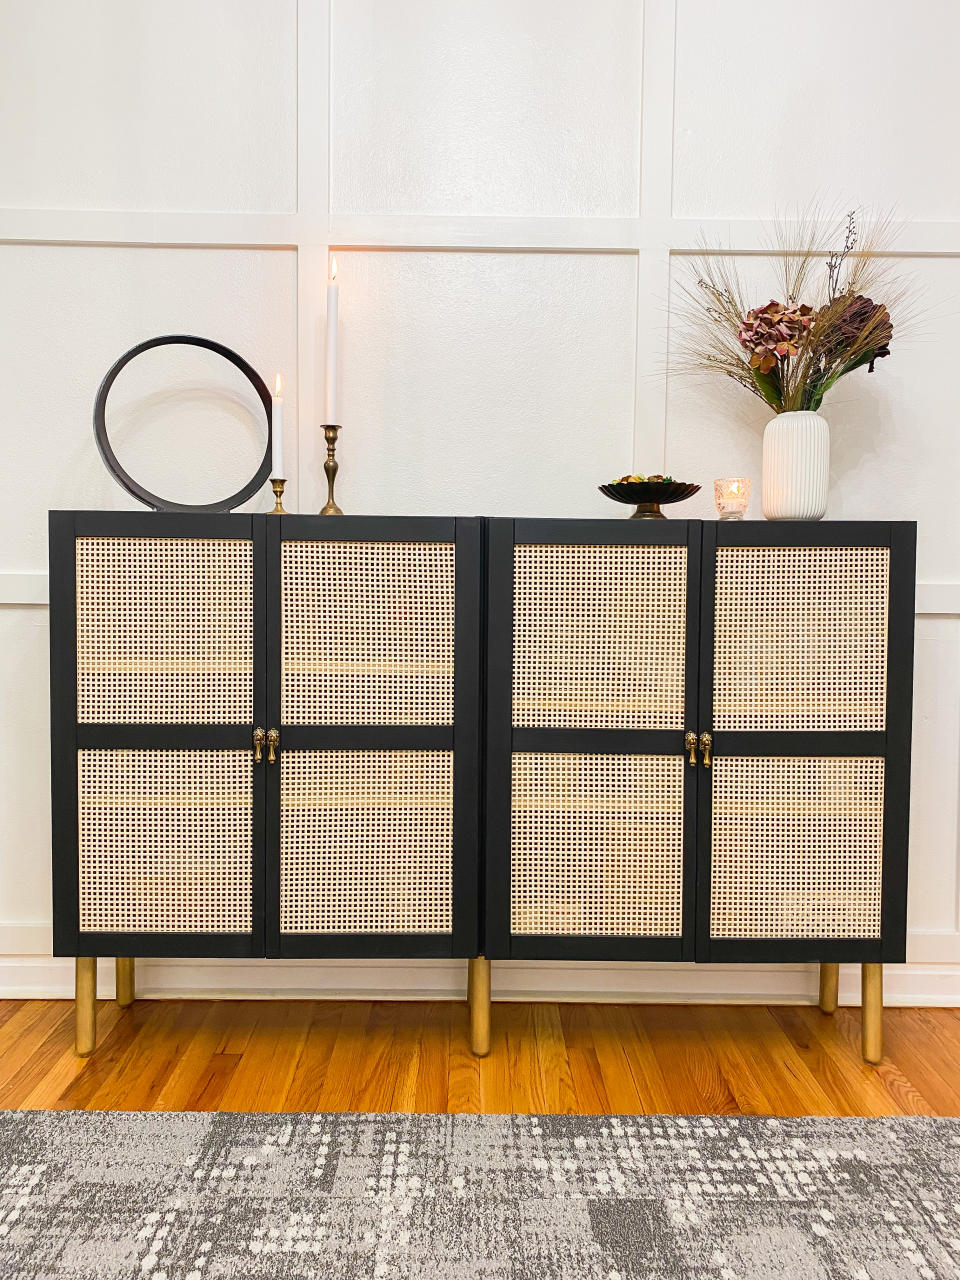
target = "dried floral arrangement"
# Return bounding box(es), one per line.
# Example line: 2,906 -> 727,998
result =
674,209 -> 909,414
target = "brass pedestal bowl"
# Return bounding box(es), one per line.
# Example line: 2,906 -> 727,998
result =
599,480 -> 701,519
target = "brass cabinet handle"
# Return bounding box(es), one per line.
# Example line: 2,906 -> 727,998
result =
266,728 -> 279,764
253,726 -> 265,763
699,731 -> 712,768
684,731 -> 698,766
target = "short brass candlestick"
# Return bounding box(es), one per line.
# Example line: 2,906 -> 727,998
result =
270,478 -> 286,514
320,424 -> 343,515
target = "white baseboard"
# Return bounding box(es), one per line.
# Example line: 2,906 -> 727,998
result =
1,954 -> 958,1006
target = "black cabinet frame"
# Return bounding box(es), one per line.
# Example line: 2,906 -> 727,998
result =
484,517 -> 702,962
50,510 -> 268,958
483,518 -> 916,966
696,520 -> 916,965
50,512 -> 483,961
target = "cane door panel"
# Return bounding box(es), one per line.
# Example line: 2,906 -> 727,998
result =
698,522 -> 915,963
51,512 -> 265,957
486,519 -> 700,961
269,516 -> 480,958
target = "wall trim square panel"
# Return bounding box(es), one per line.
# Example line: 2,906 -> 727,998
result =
511,752 -> 684,937
281,540 -> 455,726
513,543 -> 687,729
713,545 -> 889,732
76,536 -> 253,725
78,749 -> 253,934
710,755 -> 885,940
279,749 -> 453,935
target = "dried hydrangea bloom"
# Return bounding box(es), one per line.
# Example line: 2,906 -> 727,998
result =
818,294 -> 893,371
737,300 -> 815,374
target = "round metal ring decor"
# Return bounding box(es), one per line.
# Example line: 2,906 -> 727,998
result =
93,333 -> 273,512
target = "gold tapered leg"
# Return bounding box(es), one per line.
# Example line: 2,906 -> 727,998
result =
468,956 -> 491,1057
862,962 -> 883,1064
116,956 -> 135,1008
819,962 -> 839,1014
76,956 -> 97,1057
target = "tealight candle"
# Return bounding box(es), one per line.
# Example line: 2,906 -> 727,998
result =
713,477 -> 750,520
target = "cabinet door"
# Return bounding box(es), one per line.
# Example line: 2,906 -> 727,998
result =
51,513 -> 265,957
268,516 -> 481,957
485,519 -> 701,960
698,522 -> 915,963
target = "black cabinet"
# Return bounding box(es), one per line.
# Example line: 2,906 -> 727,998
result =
483,518 -> 915,974
50,513 -> 483,966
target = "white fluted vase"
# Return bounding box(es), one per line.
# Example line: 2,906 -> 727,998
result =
762,410 -> 829,521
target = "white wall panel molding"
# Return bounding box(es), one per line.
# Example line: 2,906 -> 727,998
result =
0,573 -> 47,605
5,212 -> 960,256
0,947 -> 957,1006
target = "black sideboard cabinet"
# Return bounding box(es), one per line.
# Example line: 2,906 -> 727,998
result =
49,512 -> 916,1064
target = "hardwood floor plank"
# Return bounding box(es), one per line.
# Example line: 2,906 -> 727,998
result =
503,1003 -> 545,1115
694,1006 -> 780,1116
152,1002 -> 239,1111
878,1009 -> 960,1114
350,1001 -> 413,1114
86,1001 -> 210,1111
532,1002 -> 578,1115
831,1008 -> 934,1116
282,1002 -> 346,1112
412,1002 -> 450,1114
630,1006 -> 740,1115
217,1001 -> 312,1112
478,1002 -> 514,1114
603,1004 -> 674,1114
35,1002 -> 150,1111
0,1000 -> 24,1034
557,1004 -> 611,1115
0,1002 -> 75,1107
14,998 -> 128,1111
582,1004 -> 646,1114
767,1006 -> 889,1116
726,1007 -> 838,1117
2,998 -> 959,1117
448,1003 -> 481,1114
315,1002 -> 374,1112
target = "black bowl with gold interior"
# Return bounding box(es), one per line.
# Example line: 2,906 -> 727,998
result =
599,479 -> 701,520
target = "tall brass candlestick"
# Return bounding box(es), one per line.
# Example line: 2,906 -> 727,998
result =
320,424 -> 342,515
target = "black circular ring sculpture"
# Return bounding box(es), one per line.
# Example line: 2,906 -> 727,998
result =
93,334 -> 273,512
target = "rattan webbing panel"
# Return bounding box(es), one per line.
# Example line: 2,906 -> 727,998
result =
280,750 -> 453,934
710,756 -> 884,939
282,541 -> 455,726
512,544 -> 687,729
713,546 -> 889,731
78,749 -> 252,933
76,537 -> 253,724
510,752 -> 684,936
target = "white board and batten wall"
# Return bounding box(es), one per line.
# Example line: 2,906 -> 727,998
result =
1,0 -> 958,1005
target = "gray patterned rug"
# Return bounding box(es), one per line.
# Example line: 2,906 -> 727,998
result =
1,1111 -> 959,1279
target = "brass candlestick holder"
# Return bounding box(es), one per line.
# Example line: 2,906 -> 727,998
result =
270,478 -> 286,514
320,424 -> 343,515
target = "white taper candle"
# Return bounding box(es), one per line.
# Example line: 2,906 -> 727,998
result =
325,255 -> 339,424
271,373 -> 284,477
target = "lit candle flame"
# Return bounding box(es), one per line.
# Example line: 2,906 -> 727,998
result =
330,254 -> 338,281
274,373 -> 283,397
729,480 -> 741,495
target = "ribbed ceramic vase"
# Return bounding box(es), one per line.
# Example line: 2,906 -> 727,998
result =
762,410 -> 829,521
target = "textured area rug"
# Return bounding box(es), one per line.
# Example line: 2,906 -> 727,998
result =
1,1111 -> 959,1279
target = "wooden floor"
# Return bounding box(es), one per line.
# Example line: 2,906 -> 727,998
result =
1,998 -> 959,1116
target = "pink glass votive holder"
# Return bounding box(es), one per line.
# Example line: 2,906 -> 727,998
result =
713,477 -> 750,520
